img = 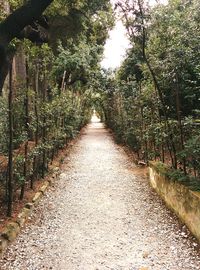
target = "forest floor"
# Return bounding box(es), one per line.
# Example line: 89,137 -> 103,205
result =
0,122 -> 200,270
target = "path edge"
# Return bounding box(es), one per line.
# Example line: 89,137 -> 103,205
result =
0,124 -> 87,256
0,168 -> 60,256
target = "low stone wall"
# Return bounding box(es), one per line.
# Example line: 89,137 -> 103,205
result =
0,167 -> 60,256
149,161 -> 200,242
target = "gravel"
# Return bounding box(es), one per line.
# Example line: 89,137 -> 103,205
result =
0,122 -> 200,270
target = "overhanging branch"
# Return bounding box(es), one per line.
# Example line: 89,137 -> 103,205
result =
0,0 -> 53,45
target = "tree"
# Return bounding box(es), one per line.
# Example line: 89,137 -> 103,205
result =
101,0 -> 200,186
0,0 -> 54,93
0,0 -> 113,216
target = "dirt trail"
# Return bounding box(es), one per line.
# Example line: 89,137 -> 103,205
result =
1,122 -> 200,270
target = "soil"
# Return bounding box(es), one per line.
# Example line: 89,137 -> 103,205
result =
0,135 -> 79,232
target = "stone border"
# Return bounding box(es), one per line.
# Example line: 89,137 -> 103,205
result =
0,168 -> 60,256
149,161 -> 200,242
0,125 -> 85,256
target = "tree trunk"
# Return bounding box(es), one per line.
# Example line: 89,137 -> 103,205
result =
42,74 -> 47,178
7,63 -> 13,217
20,59 -> 29,200
175,74 -> 186,174
31,63 -> 39,188
0,0 -> 53,94
137,0 -> 177,168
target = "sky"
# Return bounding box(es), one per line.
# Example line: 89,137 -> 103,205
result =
101,0 -> 168,69
101,20 -> 129,70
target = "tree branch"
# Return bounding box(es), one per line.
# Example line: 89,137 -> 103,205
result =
0,0 -> 53,94
0,0 -> 53,46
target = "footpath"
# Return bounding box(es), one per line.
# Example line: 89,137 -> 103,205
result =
0,122 -> 200,270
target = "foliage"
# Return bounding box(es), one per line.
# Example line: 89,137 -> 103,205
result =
0,0 -> 113,215
2,0 -> 200,215
102,0 -> 200,182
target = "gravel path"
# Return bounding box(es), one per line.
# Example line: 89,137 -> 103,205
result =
1,122 -> 200,270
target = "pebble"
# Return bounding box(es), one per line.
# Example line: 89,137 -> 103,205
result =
0,122 -> 200,269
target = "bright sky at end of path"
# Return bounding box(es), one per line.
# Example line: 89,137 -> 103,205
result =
101,20 -> 129,70
101,0 -> 168,69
